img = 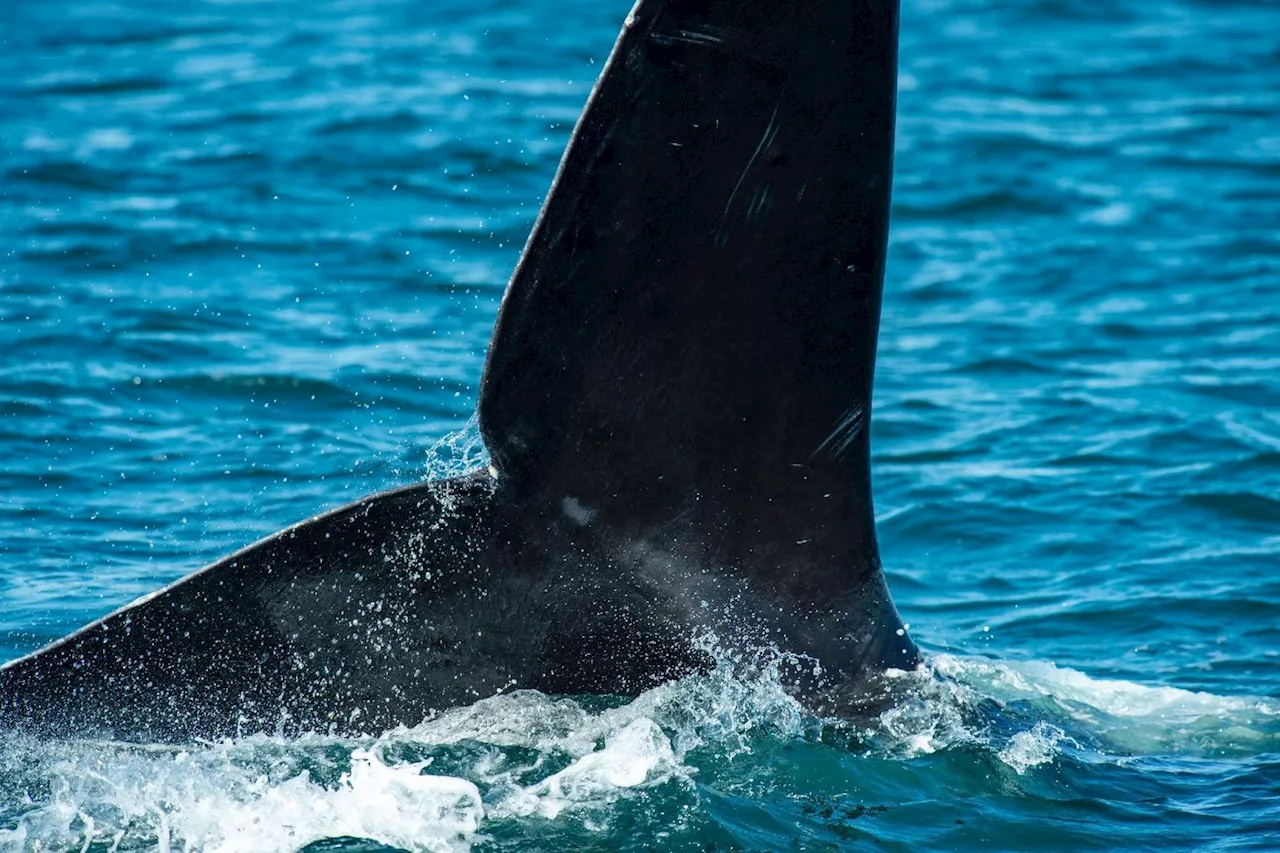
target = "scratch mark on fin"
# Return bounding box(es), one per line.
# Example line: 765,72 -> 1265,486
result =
715,100 -> 782,246
651,26 -> 730,49
746,183 -> 772,225
813,403 -> 866,461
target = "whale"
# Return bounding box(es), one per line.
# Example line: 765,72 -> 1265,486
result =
0,0 -> 916,742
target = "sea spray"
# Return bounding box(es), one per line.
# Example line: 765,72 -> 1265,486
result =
6,649 -> 1277,851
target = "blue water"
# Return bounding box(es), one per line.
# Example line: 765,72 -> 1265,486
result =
2,0 -> 1278,849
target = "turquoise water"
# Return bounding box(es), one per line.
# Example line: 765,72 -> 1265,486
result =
2,0 -> 1278,849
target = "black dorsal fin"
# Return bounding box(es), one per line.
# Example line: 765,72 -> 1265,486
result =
480,0 -> 905,636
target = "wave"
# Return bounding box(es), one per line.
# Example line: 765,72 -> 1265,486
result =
2,648 -> 1274,852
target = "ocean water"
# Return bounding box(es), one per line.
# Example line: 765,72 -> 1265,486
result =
1,0 -> 1278,849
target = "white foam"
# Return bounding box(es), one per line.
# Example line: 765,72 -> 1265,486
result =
2,742 -> 481,853
899,654 -> 1280,758
998,723 -> 1069,775
407,689 -> 593,752
187,749 -> 482,853
6,650 -> 1275,850
930,654 -> 1278,721
0,643 -> 812,851
499,718 -> 681,821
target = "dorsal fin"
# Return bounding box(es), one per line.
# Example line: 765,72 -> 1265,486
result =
479,0 -> 902,601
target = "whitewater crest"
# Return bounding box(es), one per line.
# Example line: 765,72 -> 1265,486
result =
2,650 -> 1276,852
0,643 -> 804,853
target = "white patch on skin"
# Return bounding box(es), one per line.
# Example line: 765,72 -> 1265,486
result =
561,496 -> 598,526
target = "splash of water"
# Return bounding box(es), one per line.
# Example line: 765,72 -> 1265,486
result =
2,650 -> 1276,852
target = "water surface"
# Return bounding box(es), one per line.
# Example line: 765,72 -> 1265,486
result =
2,0 -> 1278,849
